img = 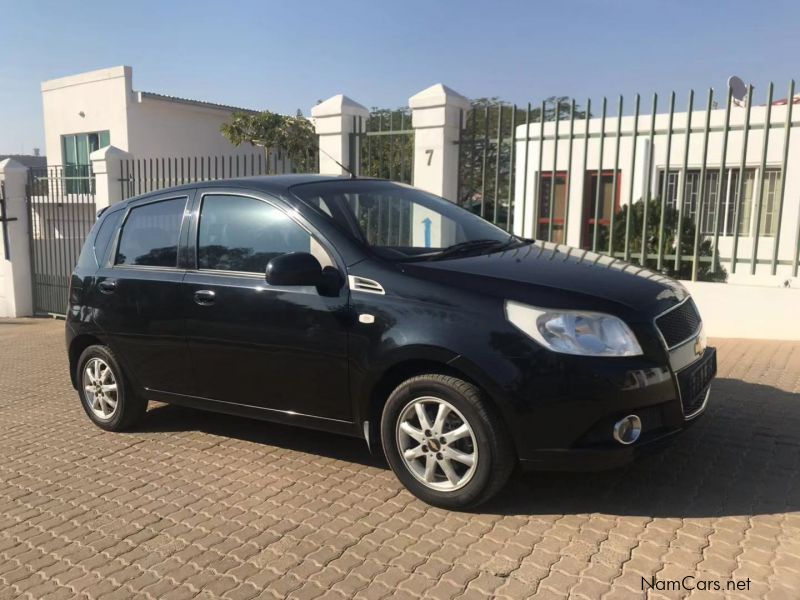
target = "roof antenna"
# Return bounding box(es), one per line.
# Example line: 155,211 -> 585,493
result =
317,146 -> 356,178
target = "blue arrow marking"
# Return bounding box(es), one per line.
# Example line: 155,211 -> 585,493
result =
422,217 -> 432,248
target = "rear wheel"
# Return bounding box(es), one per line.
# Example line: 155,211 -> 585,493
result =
77,345 -> 146,431
381,374 -> 514,509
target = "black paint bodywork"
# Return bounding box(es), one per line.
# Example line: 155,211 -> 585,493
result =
66,175 -> 712,470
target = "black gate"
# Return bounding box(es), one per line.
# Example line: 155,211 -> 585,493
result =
27,166 -> 97,315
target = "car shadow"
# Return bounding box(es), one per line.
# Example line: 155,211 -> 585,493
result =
140,402 -> 386,469
139,377 -> 799,518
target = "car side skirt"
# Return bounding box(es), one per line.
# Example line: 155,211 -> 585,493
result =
145,388 -> 362,439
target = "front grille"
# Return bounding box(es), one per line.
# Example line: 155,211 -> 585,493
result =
676,348 -> 716,417
656,299 -> 701,348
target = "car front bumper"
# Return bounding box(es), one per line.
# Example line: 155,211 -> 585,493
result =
512,346 -> 716,471
518,395 -> 707,471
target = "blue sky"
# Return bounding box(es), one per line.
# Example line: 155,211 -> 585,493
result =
2,0 -> 799,154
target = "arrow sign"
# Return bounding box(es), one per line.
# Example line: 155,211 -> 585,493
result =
422,217 -> 432,248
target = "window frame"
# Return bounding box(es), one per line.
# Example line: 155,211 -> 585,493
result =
536,171 -> 569,242
189,189 -> 342,280
654,166 -> 782,238
109,193 -> 192,271
581,169 -> 622,249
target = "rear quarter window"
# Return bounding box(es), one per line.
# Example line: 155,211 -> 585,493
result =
74,209 -> 122,272
93,209 -> 123,266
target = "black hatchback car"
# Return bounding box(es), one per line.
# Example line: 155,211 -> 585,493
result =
66,175 -> 715,509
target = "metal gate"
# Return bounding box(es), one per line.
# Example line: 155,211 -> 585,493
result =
26,166 -> 97,315
349,109 -> 414,183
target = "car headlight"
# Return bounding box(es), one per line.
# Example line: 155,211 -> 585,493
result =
505,301 -> 643,357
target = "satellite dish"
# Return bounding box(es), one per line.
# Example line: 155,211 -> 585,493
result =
728,75 -> 747,103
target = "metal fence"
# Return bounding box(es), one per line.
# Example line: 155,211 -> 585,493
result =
457,83 -> 800,282
26,166 -> 96,315
350,109 -> 414,183
0,181 -> 11,261
119,150 -> 318,200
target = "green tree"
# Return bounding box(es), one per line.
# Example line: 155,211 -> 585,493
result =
220,110 -> 317,172
593,198 -> 728,282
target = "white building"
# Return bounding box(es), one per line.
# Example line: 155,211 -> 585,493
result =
514,100 -> 800,284
41,66 -> 257,169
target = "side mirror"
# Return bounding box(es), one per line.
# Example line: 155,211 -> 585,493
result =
266,252 -> 323,287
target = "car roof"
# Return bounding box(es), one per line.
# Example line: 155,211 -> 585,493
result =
115,174 -> 389,209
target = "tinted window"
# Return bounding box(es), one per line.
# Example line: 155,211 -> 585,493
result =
115,198 -> 186,267
198,194 -> 314,273
93,209 -> 123,266
291,180 -> 511,259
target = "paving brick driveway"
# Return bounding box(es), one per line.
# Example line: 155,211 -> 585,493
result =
1,318 -> 799,599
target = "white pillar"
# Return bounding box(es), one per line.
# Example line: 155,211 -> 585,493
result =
409,84 -> 470,201
91,145 -> 132,211
0,159 -> 33,317
311,95 -> 369,176
409,84 -> 470,248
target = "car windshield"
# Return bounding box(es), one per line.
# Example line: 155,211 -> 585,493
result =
291,179 -> 520,260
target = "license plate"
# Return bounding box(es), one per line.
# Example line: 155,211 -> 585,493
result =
677,347 -> 716,416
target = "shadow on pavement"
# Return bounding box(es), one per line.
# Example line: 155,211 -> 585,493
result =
141,402 -> 386,469
140,377 -> 799,518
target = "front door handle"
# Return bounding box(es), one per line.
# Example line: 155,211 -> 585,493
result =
194,289 -> 216,306
97,279 -> 117,294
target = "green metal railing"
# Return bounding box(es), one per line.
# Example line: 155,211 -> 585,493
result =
458,82 -> 799,282
26,166 -> 97,315
350,109 -> 413,183
119,150 -> 318,200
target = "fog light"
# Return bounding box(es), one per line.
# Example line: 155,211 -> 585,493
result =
613,414 -> 642,445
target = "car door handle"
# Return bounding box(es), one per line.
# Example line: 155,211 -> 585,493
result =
97,280 -> 117,294
193,289 -> 216,306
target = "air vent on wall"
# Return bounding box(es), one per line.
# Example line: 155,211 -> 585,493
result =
348,275 -> 385,295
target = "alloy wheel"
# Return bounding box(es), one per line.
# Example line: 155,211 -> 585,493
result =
395,396 -> 478,492
82,358 -> 119,420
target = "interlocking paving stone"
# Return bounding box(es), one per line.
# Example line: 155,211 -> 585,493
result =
0,318 -> 799,598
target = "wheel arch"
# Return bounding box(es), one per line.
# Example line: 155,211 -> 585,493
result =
68,334 -> 105,389
361,349 -> 509,456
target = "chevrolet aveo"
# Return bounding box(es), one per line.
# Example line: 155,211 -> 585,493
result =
66,176 -> 716,509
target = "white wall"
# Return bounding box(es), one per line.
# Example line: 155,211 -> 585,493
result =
42,66 -> 132,164
514,103 -> 800,286
682,280 -> 800,340
125,93 -> 257,159
42,66 -> 256,165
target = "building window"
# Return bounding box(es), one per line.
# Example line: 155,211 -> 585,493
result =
537,172 -> 568,243
62,131 -> 110,194
758,170 -> 782,237
581,170 -> 621,249
656,168 -> 783,237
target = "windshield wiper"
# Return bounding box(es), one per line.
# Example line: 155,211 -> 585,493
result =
428,238 -> 510,260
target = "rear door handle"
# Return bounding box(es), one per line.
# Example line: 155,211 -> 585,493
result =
97,279 -> 117,294
193,289 -> 216,306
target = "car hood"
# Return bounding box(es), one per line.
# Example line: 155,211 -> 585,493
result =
402,241 -> 689,316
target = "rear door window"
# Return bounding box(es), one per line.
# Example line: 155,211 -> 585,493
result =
115,197 -> 187,267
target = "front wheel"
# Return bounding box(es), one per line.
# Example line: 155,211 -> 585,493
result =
381,374 -> 514,510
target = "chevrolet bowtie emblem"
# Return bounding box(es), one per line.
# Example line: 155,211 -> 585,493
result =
694,337 -> 704,357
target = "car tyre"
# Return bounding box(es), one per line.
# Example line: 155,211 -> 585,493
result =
381,374 -> 514,509
76,344 -> 146,431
